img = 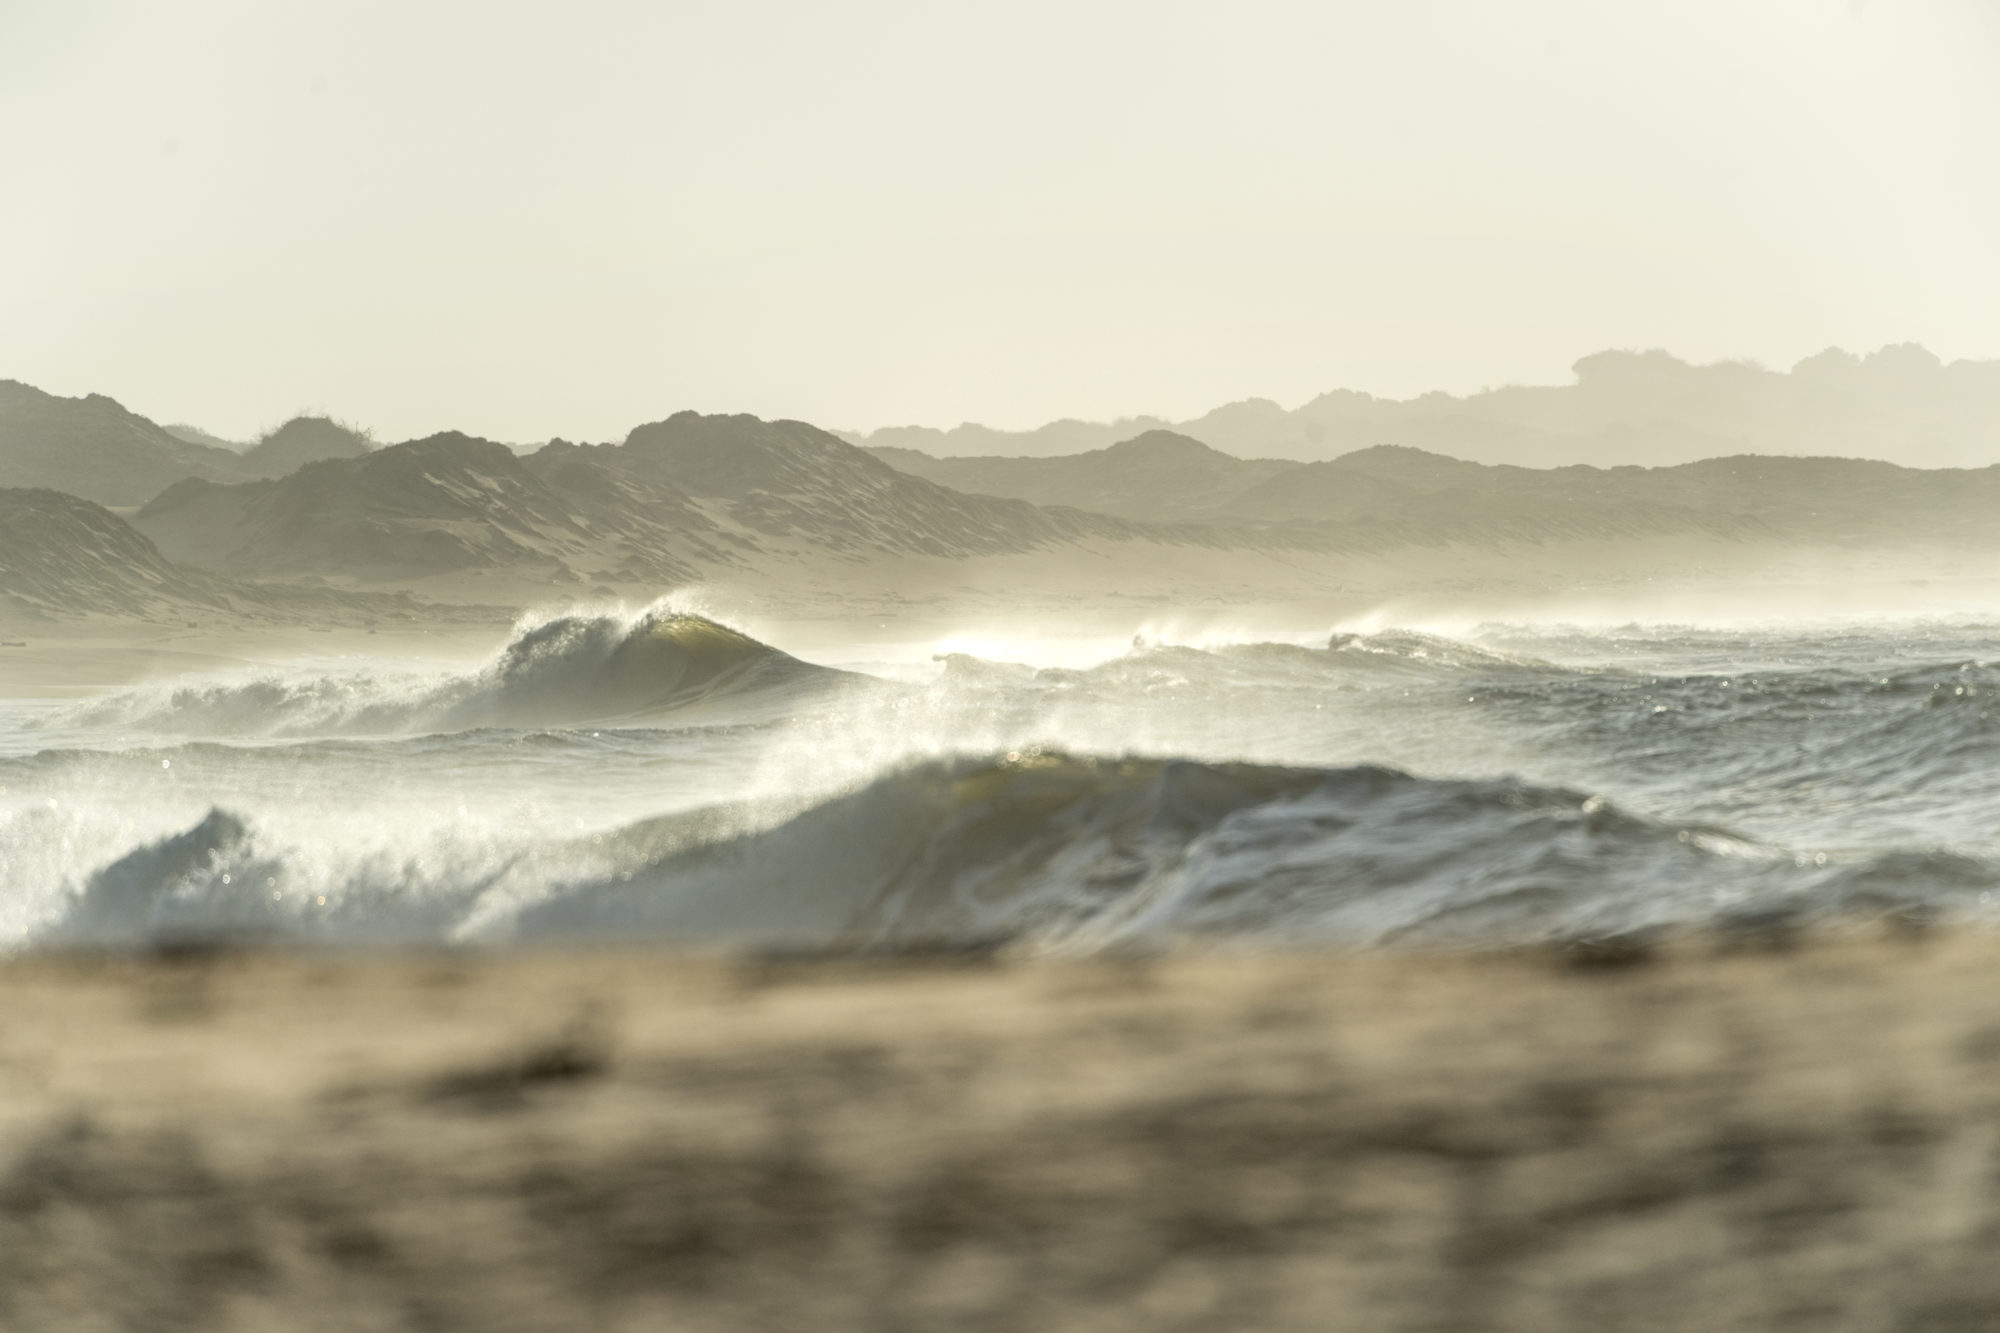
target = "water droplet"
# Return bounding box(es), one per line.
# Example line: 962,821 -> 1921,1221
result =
221,873 -> 231,884
161,759 -> 171,770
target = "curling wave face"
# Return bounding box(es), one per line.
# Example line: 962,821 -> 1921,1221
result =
12,751 -> 1995,952
520,752 -> 1785,948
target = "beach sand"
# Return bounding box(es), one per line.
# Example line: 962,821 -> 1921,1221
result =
3,932 -> 1997,1331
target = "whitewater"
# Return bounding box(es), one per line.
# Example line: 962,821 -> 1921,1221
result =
2,603 -> 1996,951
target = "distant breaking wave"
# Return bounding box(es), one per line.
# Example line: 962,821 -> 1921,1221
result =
58,606 -> 852,737
25,750 -> 1991,951
936,628 -> 1549,690
62,622 -> 1539,739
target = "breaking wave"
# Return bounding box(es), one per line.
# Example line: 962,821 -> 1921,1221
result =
932,628 -> 1551,697
14,619 -> 2000,954
25,751 -> 1992,952
57,606 -> 852,737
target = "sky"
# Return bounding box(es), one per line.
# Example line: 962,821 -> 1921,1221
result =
2,0 -> 1996,443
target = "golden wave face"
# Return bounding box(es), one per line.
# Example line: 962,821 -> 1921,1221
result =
481,609 -> 822,723
612,613 -> 778,694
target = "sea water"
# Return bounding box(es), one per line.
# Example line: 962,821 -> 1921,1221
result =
2,604 -> 1995,949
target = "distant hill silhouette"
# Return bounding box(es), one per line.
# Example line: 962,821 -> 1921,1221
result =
872,436 -> 2000,549
866,430 -> 1296,522
131,414 -> 1141,584
0,381 -> 245,506
0,385 -> 382,504
137,433 -> 722,582
867,439 -> 1545,524
162,423 -> 247,453
1207,447 -> 1469,523
238,416 -> 373,477
846,345 -> 2000,469
604,412 -> 1134,557
115,406 -> 2000,589
13,364 -> 2000,603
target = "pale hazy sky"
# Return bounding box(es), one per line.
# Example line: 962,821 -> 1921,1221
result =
2,1 -> 1996,443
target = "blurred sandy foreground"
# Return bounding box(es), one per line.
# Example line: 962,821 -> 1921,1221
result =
1,936 -> 1997,1332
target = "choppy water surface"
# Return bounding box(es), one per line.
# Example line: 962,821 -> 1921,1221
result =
2,604 -> 1996,949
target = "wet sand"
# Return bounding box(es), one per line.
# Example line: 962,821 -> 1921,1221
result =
3,933 -> 1998,1331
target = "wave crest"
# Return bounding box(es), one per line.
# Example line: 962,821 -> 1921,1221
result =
522,751 -> 1924,949
26,749 -> 1995,951
59,605 -> 847,737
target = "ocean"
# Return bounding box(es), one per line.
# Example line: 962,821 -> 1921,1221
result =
3,604 -> 1995,950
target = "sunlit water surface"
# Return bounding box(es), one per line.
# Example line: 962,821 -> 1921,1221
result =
3,608 -> 1996,949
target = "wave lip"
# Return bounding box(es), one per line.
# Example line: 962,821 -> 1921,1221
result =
438,607 -> 835,730
58,604 -> 851,738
